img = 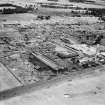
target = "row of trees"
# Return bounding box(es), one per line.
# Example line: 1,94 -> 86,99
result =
1,7 -> 33,14
0,3 -> 34,14
68,0 -> 86,2
88,8 -> 105,17
79,33 -> 104,45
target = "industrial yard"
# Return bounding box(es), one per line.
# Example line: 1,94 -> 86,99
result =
0,0 -> 105,105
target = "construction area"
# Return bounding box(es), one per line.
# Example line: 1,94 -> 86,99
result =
0,0 -> 105,105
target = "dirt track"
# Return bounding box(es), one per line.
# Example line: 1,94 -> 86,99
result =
0,67 -> 105,105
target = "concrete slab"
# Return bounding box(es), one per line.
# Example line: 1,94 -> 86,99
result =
0,63 -> 21,92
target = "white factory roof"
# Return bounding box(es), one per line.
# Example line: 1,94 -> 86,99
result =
100,52 -> 105,56
71,44 -> 96,56
79,57 -> 92,63
55,45 -> 70,55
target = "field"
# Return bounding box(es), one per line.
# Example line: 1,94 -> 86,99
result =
1,68 -> 105,105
